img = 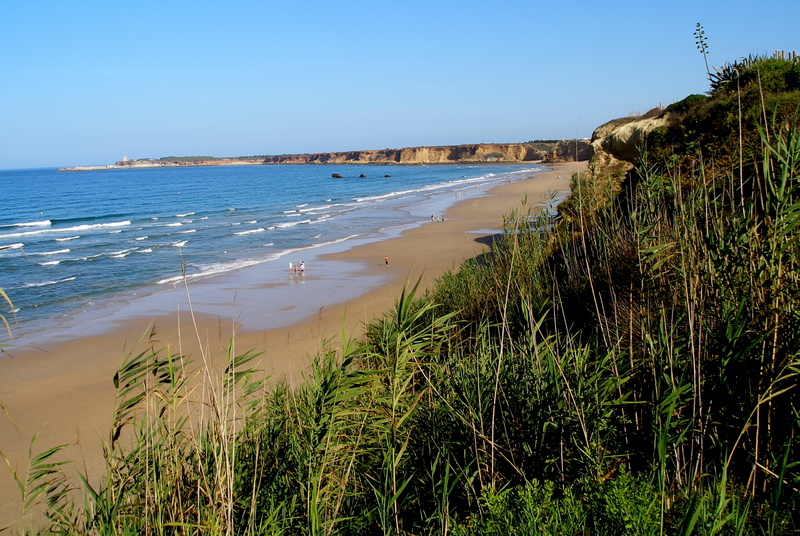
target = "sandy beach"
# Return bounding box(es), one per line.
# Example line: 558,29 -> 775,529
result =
0,161 -> 584,526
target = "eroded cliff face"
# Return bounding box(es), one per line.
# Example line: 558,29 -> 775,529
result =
589,108 -> 682,173
262,141 -> 589,165
100,141 -> 590,171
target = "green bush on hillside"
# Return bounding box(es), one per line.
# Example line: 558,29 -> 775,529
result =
650,56 -> 800,174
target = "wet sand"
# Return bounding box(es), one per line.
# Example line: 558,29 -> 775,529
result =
0,161 -> 585,525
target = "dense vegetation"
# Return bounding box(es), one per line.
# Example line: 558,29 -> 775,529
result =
7,55 -> 800,534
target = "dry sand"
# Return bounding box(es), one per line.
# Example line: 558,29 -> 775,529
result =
0,161 -> 584,526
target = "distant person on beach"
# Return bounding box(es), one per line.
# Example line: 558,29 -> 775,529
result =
300,261 -> 305,273
288,261 -> 293,273
385,256 -> 389,266
431,215 -> 435,222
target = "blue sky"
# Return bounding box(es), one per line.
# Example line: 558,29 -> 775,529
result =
1,1 -> 798,169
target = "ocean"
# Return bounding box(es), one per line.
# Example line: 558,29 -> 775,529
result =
0,163 -> 544,342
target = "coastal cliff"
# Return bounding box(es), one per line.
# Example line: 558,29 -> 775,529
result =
58,140 -> 590,171
261,141 -> 589,165
588,106 -> 682,175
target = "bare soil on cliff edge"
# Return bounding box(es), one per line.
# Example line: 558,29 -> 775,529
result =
0,161 -> 585,527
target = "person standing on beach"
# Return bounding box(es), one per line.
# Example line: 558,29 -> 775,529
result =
288,261 -> 293,273
300,261 -> 305,273
385,256 -> 389,266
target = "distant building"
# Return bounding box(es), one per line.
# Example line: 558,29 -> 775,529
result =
773,50 -> 798,61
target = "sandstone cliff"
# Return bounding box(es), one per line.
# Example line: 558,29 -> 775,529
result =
589,107 -> 682,174
261,141 -> 590,165
62,141 -> 590,171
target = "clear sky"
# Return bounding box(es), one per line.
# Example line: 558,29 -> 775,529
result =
1,0 -> 798,169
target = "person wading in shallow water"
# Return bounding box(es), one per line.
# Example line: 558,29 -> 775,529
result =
385,256 -> 389,266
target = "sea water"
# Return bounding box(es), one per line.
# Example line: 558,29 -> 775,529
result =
0,163 -> 544,340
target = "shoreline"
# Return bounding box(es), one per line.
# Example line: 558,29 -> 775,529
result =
7,164 -> 543,347
0,161 -> 585,526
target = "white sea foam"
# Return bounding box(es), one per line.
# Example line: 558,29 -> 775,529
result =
0,242 -> 25,251
0,220 -> 131,240
180,229 -> 197,234
234,228 -> 265,235
78,253 -> 104,261
22,276 -> 76,288
306,234 -> 362,249
353,188 -> 418,203
172,241 -> 187,247
192,258 -> 267,278
12,220 -> 51,228
245,220 -> 257,224
38,260 -> 61,266
138,248 -> 153,253
351,174 -> 501,205
283,210 -> 296,214
275,219 -> 311,229
166,222 -> 182,227
176,212 -> 195,218
156,275 -> 185,285
33,248 -> 70,256
157,255 -> 279,286
151,217 -> 159,221
108,230 -> 122,234
227,208 -> 236,211
55,236 -> 80,242
296,204 -> 308,208
108,248 -> 136,258
298,203 -> 337,213
135,236 -> 148,240
81,220 -> 130,230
